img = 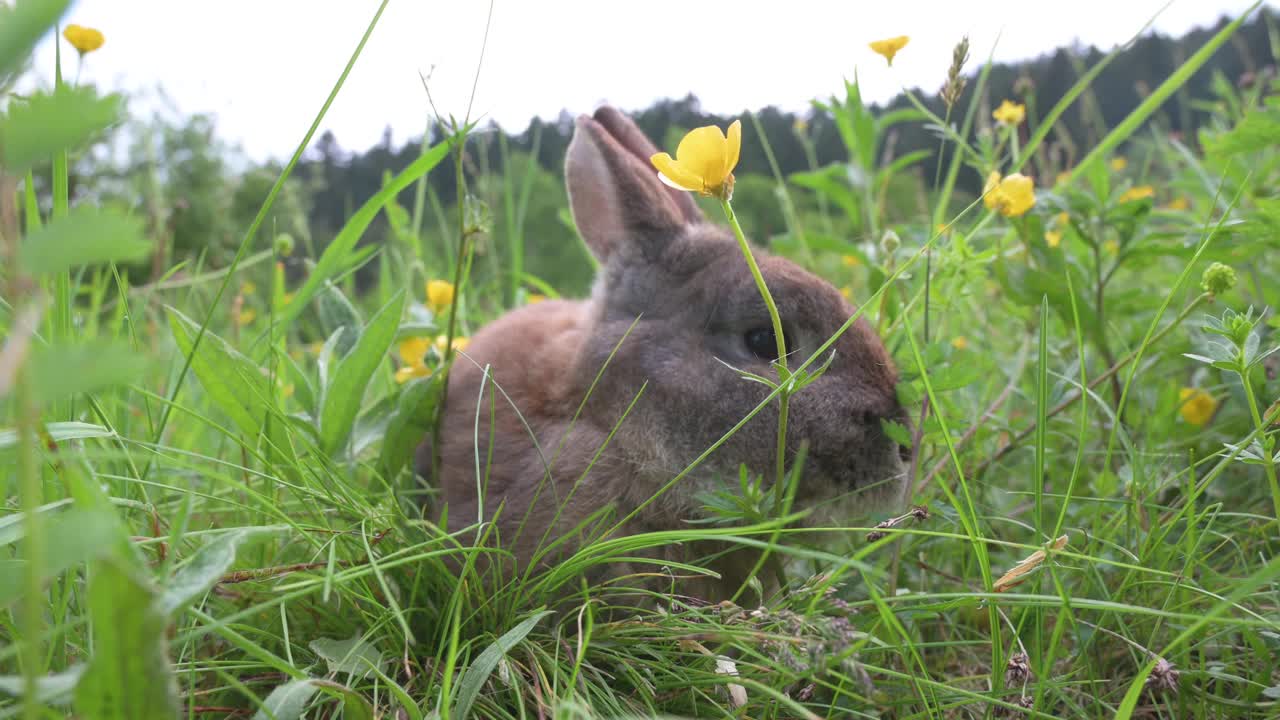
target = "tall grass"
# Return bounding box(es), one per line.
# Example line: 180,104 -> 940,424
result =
2,0 -> 1279,718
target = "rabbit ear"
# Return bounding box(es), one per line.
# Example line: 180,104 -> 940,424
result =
565,106 -> 702,262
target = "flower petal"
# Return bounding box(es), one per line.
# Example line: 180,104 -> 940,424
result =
650,153 -> 702,193
676,125 -> 728,190
723,120 -> 742,179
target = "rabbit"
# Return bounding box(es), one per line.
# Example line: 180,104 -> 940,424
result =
415,106 -> 910,600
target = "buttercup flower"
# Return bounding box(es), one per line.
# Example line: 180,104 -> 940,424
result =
650,121 -> 742,199
1165,196 -> 1191,211
869,35 -> 910,66
1178,387 -> 1218,426
983,171 -> 1036,217
1109,156 -> 1128,172
839,286 -> 853,300
63,24 -> 104,55
841,254 -> 861,268
993,99 -> 1026,126
952,336 -> 969,350
1118,185 -> 1155,204
1055,211 -> 1070,226
395,334 -> 471,384
435,335 -> 470,354
236,308 -> 256,326
426,279 -> 455,314
1045,230 -> 1062,248
396,337 -> 433,384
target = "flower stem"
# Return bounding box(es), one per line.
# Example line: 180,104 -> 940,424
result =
719,198 -> 789,489
1238,367 -> 1280,523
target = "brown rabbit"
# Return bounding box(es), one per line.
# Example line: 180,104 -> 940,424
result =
416,106 -> 909,598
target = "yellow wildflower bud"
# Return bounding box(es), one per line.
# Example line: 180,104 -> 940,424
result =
236,308 -> 256,326
426,280 -> 455,313
1045,230 -> 1062,248
992,99 -> 1026,126
841,254 -> 861,268
839,286 -> 853,300
1103,240 -> 1119,255
399,337 -> 432,367
395,365 -> 430,384
1165,196 -> 1190,211
1055,211 -> 1070,226
951,336 -> 969,350
650,121 -> 742,199
869,35 -> 910,66
1109,156 -> 1128,172
63,24 -> 104,55
1118,185 -> 1155,204
1178,387 -> 1218,426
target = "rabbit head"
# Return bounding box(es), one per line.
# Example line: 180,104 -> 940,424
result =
561,107 -> 910,524
418,107 -> 909,583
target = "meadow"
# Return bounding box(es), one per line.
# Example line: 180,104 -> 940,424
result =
2,0 -> 1280,718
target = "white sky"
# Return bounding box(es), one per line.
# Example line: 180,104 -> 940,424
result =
28,0 -> 1272,161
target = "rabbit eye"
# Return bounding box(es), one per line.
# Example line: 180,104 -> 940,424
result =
744,327 -> 788,362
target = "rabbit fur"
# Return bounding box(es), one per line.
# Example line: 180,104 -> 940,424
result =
415,106 -> 909,599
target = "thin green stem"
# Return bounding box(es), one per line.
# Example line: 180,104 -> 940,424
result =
1238,368 -> 1280,522
720,197 -> 788,483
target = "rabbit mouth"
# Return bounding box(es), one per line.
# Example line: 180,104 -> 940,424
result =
792,462 -> 909,527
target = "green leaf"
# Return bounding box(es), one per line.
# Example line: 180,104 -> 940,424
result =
1204,109 -> 1280,158
309,633 -> 386,680
18,206 -> 149,275
166,306 -> 273,437
880,418 -> 913,449
0,0 -> 72,80
1,85 -> 123,174
0,665 -> 84,706
73,557 -> 181,720
453,611 -> 552,720
252,679 -> 374,720
27,341 -> 146,407
0,420 -> 113,449
379,368 -> 446,479
0,508 -> 117,607
319,290 -> 405,456
278,142 -> 450,329
160,529 -> 263,615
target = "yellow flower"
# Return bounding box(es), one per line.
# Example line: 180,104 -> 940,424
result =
435,335 -> 470,354
839,286 -> 853,300
841,254 -> 861,268
1103,240 -> 1119,255
1045,230 -> 1062,248
241,280 -> 257,296
527,293 -> 546,304
1109,156 -> 1128,172
236,308 -> 256,326
983,171 -> 1036,217
63,24 -> 104,55
1178,387 -> 1218,426
426,279 -> 455,313
869,35 -> 909,66
395,337 -> 433,384
650,120 -> 742,199
1055,211 -> 1070,226
992,100 -> 1026,126
1118,185 -> 1155,204
951,336 -> 969,350
1165,196 -> 1191,211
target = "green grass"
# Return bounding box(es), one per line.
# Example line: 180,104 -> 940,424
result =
3,0 -> 1280,718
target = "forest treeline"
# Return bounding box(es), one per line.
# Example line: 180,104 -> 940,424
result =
84,11 -> 1275,294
